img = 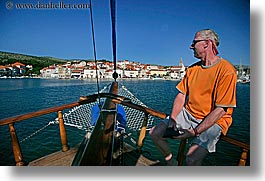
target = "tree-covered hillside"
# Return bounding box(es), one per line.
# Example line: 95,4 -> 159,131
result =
0,51 -> 67,75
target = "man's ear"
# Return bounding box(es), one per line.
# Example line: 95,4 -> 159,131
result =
204,40 -> 209,48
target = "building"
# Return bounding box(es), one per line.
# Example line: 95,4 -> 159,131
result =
39,58 -> 186,80
169,58 -> 186,79
40,65 -> 57,78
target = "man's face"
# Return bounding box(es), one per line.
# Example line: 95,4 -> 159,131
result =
190,33 -> 206,59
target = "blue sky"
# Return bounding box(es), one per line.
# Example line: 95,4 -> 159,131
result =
0,0 -> 250,66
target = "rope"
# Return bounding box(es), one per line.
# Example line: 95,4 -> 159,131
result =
89,0 -> 101,105
19,121 -> 55,143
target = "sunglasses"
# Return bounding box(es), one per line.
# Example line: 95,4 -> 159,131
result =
191,39 -> 219,55
191,39 -> 206,47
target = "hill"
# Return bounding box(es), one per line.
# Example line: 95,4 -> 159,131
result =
0,51 -> 67,75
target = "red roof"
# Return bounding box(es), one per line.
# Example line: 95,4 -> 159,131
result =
12,62 -> 25,66
90,66 -> 97,70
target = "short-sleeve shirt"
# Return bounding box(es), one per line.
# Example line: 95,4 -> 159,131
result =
176,58 -> 237,135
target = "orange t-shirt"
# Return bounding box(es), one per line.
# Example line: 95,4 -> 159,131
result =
176,58 -> 237,135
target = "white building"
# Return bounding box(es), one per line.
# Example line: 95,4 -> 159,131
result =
123,69 -> 139,78
169,58 -> 186,79
40,65 -> 57,78
104,69 -> 123,79
84,68 -> 99,78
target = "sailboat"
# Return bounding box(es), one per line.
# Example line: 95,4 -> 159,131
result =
237,58 -> 250,84
0,0 -> 249,166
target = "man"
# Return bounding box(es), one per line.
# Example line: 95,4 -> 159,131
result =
149,29 -> 237,166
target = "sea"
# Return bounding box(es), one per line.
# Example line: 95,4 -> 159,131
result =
0,78 -> 250,166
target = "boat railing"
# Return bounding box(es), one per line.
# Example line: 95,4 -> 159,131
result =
0,94 -> 101,166
0,92 -> 250,166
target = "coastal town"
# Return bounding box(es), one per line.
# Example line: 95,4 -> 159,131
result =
0,57 -> 250,83
0,58 -> 186,80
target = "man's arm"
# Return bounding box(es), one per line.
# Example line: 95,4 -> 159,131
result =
173,107 -> 226,139
193,107 -> 226,136
170,92 -> 186,120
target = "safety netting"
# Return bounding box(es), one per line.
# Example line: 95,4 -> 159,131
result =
58,83 -> 155,133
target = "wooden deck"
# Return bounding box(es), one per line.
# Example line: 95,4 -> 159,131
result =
28,144 -> 80,166
28,142 -> 161,166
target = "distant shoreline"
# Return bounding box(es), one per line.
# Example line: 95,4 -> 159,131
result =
0,76 -> 183,81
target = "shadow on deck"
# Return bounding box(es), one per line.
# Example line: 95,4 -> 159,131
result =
28,143 -> 162,166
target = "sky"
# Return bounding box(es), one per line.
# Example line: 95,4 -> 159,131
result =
0,0 -> 250,66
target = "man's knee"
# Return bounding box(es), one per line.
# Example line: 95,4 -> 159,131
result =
149,126 -> 156,139
149,126 -> 161,140
149,122 -> 167,139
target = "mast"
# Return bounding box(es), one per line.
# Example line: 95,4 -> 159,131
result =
110,0 -> 118,81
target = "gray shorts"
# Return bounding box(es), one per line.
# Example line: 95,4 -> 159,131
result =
163,108 -> 222,153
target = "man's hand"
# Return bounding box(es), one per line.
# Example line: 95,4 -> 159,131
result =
171,128 -> 195,140
168,117 -> 178,131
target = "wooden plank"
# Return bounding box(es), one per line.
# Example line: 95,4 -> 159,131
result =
221,135 -> 250,150
29,142 -> 161,166
112,99 -> 167,119
136,155 -> 160,166
0,94 -> 99,126
0,102 -> 80,126
112,142 -> 162,166
28,145 -> 79,166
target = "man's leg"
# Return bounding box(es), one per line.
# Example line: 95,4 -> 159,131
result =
149,122 -> 171,157
150,122 -> 178,165
185,144 -> 208,166
185,123 -> 222,165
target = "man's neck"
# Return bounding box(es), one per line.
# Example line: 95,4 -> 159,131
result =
201,55 -> 220,66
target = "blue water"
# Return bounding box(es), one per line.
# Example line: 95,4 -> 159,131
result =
0,78 -> 250,166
